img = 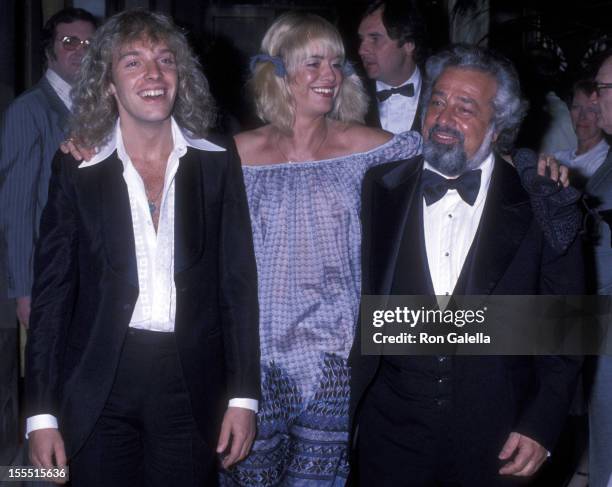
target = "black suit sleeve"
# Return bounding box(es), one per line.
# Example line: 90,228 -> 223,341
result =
218,139 -> 261,400
25,153 -> 79,418
516,236 -> 585,451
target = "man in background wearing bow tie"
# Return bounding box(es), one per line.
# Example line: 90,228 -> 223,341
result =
358,0 -> 427,134
349,44 -> 583,486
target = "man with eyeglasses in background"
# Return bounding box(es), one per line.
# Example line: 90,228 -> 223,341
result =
586,50 -> 612,487
0,7 -> 97,331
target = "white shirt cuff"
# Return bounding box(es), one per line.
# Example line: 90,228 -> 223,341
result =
228,398 -> 258,413
26,402 -> 257,440
26,414 -> 58,439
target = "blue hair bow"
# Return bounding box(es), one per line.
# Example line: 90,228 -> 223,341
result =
250,54 -> 287,77
342,61 -> 356,77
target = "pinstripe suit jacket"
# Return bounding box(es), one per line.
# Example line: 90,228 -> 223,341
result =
0,77 -> 69,298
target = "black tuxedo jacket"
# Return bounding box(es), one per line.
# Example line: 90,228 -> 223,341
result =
25,138 -> 260,458
349,154 -> 583,453
363,78 -> 424,134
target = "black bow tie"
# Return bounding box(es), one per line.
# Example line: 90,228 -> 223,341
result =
421,169 -> 482,206
376,83 -> 415,102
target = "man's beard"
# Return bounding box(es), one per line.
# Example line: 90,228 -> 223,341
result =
423,124 -> 495,177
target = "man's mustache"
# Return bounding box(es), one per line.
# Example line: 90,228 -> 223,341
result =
428,124 -> 464,143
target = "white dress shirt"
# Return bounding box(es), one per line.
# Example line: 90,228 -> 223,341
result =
554,138 -> 610,180
376,67 -> 422,134
26,118 -> 257,438
45,69 -> 73,110
423,153 -> 494,296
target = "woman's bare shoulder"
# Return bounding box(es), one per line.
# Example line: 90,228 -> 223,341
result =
334,122 -> 393,152
234,125 -> 274,163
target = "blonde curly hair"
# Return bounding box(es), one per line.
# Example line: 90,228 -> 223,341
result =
70,9 -> 216,147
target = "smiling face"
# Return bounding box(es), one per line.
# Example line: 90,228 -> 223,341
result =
48,20 -> 96,84
358,7 -> 415,86
109,38 -> 177,130
288,43 -> 344,118
422,67 -> 498,176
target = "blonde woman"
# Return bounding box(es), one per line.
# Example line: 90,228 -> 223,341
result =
222,12 -> 421,486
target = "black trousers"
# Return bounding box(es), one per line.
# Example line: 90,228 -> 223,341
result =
355,363 -> 527,487
70,328 -> 218,487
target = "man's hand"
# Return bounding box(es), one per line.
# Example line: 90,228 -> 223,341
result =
59,139 -> 96,162
216,407 -> 256,469
498,432 -> 547,477
29,428 -> 67,485
538,154 -> 570,188
16,296 -> 31,329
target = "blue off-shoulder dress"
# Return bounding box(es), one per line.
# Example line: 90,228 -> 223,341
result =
221,132 -> 421,486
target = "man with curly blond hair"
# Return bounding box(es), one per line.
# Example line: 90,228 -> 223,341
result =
24,9 -> 260,486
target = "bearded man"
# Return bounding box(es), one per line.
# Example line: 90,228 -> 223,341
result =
349,44 -> 583,486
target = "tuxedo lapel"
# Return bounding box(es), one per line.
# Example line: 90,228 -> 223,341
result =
392,185 -> 435,295
410,89 -> 424,134
454,157 -> 532,295
174,148 -> 205,274
366,157 -> 432,296
364,79 -> 382,129
98,154 -> 138,289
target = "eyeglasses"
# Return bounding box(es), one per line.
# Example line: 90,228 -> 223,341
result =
596,83 -> 612,95
59,35 -> 91,51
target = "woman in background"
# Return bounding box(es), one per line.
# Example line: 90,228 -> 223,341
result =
552,79 -> 609,189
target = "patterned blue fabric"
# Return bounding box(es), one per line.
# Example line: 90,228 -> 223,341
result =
221,132 -> 422,486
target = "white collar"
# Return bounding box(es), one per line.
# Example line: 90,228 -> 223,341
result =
45,69 -> 73,110
572,138 -> 610,159
78,117 -> 225,168
376,66 -> 422,92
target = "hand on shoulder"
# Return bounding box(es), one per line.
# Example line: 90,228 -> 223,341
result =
60,138 -> 97,162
